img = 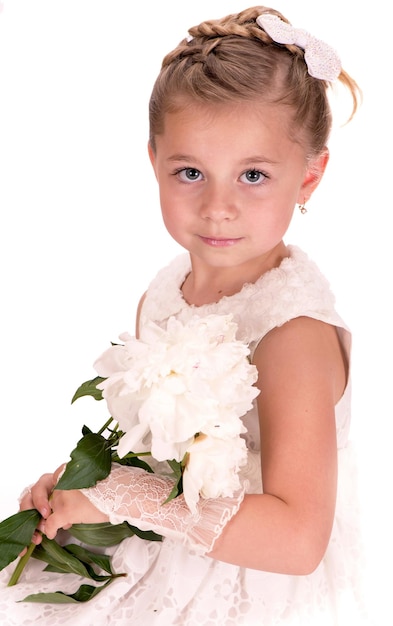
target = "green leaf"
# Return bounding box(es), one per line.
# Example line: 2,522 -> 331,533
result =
65,544 -> 113,575
21,591 -> 82,604
0,509 -> 40,570
43,562 -> 111,582
114,453 -> 154,473
167,458 -> 183,480
31,536 -> 94,579
68,521 -> 162,546
163,481 -> 181,504
127,524 -> 162,542
68,522 -> 134,546
71,377 -> 106,404
39,557 -> 111,583
164,459 -> 183,503
55,432 -> 112,490
21,580 -> 113,604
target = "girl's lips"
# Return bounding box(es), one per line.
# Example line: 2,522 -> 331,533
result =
199,236 -> 242,247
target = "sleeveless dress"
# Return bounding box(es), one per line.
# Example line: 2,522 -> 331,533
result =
0,246 -> 369,625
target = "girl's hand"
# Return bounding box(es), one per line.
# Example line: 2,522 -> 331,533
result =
19,465 -> 66,547
19,463 -> 109,545
42,488 -> 109,540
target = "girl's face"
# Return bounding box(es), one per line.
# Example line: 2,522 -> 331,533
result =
149,101 -> 327,278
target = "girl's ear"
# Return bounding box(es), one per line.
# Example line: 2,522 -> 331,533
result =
148,141 -> 157,176
298,148 -> 329,203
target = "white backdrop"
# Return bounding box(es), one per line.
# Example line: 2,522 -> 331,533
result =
0,0 -> 391,617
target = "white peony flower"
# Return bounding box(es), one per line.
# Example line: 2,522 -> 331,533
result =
93,313 -> 260,509
182,434 -> 248,513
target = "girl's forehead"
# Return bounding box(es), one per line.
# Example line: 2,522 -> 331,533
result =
160,100 -> 297,148
165,99 -> 293,128
155,102 -> 307,163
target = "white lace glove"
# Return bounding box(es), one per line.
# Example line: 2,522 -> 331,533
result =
81,464 -> 246,555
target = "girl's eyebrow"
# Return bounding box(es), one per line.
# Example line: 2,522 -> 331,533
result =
167,154 -> 279,165
239,155 -> 279,165
167,154 -> 197,162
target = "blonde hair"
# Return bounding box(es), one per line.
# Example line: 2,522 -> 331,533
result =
149,6 -> 360,157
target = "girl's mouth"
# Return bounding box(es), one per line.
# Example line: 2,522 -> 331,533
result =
199,236 -> 242,248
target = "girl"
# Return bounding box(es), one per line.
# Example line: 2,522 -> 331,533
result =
0,5 -> 369,625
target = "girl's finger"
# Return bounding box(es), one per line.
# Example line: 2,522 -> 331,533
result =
29,473 -> 56,518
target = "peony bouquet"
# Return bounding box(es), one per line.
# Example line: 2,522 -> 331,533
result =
0,313 -> 259,602
95,314 -> 259,512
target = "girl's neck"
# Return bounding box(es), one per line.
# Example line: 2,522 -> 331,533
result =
182,242 -> 289,307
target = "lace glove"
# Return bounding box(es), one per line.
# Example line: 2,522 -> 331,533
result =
81,464 -> 246,555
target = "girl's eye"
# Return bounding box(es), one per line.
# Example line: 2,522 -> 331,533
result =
240,169 -> 267,184
176,167 -> 202,183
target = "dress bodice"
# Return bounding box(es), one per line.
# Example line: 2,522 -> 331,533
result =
140,245 -> 352,452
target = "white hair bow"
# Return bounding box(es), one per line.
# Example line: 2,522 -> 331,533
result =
256,14 -> 341,82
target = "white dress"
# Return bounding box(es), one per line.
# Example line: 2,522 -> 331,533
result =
0,246 -> 370,625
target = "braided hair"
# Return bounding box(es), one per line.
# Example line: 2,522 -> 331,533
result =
149,6 -> 359,157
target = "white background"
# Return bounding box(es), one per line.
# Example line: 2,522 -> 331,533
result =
0,0 -> 391,618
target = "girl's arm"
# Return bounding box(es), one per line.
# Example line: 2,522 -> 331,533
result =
21,315 -> 345,575
210,315 -> 346,574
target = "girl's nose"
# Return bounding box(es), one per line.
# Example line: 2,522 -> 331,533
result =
199,183 -> 238,222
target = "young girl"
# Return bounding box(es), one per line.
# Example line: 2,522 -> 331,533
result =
0,5 -> 370,625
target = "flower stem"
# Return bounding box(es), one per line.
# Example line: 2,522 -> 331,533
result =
7,541 -> 36,587
97,417 -> 114,436
112,451 -> 152,462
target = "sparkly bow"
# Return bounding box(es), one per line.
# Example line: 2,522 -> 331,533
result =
256,14 -> 341,82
